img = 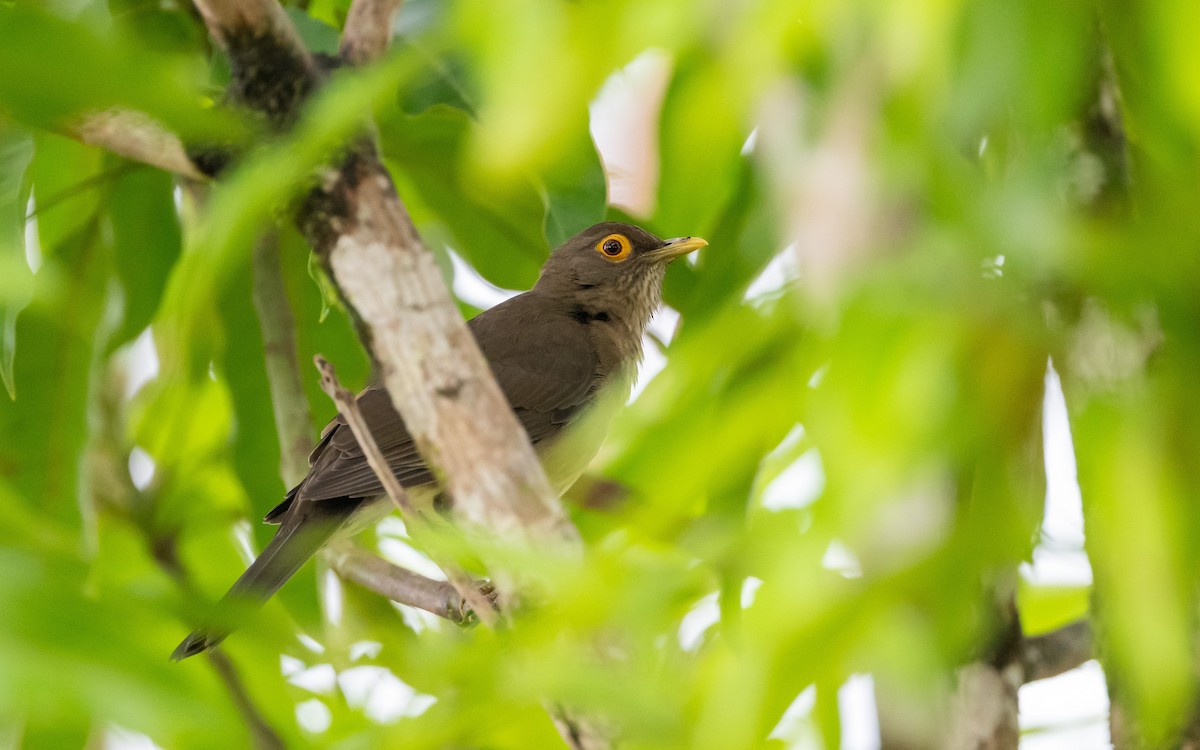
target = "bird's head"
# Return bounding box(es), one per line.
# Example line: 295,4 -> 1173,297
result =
533,222 -> 707,331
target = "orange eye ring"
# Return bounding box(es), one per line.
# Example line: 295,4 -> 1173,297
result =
595,233 -> 632,262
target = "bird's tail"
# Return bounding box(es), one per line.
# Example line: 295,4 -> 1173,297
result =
171,497 -> 360,661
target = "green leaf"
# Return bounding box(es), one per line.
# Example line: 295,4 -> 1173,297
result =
108,166 -> 183,349
108,0 -> 208,55
217,253 -> 286,522
1017,580 -> 1091,636
378,105 -> 547,289
215,245 -> 325,630
0,124 -> 34,399
278,226 -> 370,430
0,543 -> 272,748
0,6 -> 238,141
654,53 -> 752,235
1077,392 -> 1195,744
285,6 -> 341,55
0,134 -> 112,527
541,124 -> 607,248
664,154 -> 781,319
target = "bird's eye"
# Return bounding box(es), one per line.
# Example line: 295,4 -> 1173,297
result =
595,233 -> 632,262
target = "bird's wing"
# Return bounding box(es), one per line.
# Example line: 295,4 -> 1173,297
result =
292,387 -> 437,504
472,295 -> 602,443
289,295 -> 600,506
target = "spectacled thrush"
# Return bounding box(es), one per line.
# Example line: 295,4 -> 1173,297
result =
172,222 -> 706,659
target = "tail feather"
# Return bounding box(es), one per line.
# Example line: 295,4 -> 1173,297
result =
171,497 -> 361,661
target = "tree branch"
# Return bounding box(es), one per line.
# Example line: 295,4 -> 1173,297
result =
192,0 -> 318,128
325,540 -> 488,624
71,110 -> 205,180
340,0 -> 406,66
192,0 -> 296,39
313,355 -> 416,516
942,661 -> 1023,750
1020,619 -> 1094,684
251,231 -> 313,486
937,620 -> 1095,749
314,355 -> 498,625
150,542 -> 286,749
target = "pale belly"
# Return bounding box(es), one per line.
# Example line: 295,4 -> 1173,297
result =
538,381 -> 626,495
340,375 -> 629,533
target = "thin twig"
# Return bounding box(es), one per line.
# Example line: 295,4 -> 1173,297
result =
550,704 -> 614,750
340,0 -> 405,65
25,163 -> 137,220
325,540 -> 489,624
252,229 -> 348,647
164,549 -> 287,747
252,231 -> 313,486
154,530 -> 285,747
90,366 -> 285,746
313,355 -> 498,625
314,355 -> 415,516
1020,619 -> 1094,684
208,650 -> 287,750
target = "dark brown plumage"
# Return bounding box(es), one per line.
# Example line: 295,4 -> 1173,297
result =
172,222 -> 706,660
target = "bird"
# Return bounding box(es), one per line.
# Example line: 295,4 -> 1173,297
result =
172,221 -> 707,660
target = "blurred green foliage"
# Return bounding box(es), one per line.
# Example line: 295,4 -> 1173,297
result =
0,0 -> 1197,747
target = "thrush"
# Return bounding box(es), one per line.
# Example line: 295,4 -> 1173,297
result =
172,222 -> 706,659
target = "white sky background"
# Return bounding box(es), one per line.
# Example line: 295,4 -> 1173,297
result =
91,48 -> 1108,750
1019,365 -> 1106,750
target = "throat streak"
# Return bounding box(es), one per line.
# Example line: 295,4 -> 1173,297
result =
572,308 -> 611,325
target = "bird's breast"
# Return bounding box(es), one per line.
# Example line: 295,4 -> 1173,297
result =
537,370 -> 632,495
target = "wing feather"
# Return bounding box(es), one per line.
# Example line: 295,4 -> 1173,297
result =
293,294 -> 601,504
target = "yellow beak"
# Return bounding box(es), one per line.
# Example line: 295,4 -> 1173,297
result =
647,236 -> 708,262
